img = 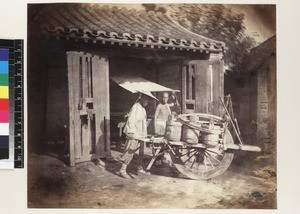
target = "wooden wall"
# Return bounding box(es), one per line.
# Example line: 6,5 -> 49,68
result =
158,62 -> 181,92
188,57 -> 225,116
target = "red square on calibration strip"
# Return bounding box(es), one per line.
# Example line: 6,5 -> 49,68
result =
0,98 -> 8,110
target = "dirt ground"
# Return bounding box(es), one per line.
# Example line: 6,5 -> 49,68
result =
28,146 -> 276,209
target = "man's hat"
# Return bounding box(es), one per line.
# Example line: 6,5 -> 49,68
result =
136,90 -> 159,101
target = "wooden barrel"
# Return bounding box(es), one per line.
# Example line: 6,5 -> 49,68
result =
201,133 -> 219,147
182,124 -> 200,144
182,114 -> 200,144
165,120 -> 182,141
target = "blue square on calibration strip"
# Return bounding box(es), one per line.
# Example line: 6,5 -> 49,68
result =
0,61 -> 8,74
0,49 -> 8,61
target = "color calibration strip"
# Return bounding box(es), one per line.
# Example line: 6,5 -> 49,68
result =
0,49 -> 9,160
13,40 -> 24,168
0,39 -> 24,169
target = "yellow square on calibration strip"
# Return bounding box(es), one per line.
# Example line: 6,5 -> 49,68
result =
0,86 -> 8,98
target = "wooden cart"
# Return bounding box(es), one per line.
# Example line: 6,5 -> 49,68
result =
140,113 -> 261,180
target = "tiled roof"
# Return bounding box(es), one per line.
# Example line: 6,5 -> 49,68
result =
32,4 -> 226,52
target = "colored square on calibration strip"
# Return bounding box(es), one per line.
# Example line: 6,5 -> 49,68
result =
0,48 -> 9,160
0,99 -> 8,110
0,136 -> 9,148
0,86 -> 8,98
0,49 -> 8,61
0,110 -> 8,123
0,49 -> 8,99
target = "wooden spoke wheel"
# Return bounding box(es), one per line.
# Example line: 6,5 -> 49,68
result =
170,130 -> 234,180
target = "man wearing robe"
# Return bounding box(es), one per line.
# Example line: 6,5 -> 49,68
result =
118,92 -> 156,179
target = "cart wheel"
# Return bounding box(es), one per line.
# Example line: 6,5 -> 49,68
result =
170,130 -> 234,180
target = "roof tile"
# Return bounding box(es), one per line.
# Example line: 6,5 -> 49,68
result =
32,4 -> 226,52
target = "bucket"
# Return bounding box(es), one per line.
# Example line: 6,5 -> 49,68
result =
182,125 -> 200,144
201,133 -> 219,147
165,120 -> 182,141
182,114 -> 200,144
155,119 -> 167,136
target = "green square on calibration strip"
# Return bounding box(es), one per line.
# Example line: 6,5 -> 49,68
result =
0,74 -> 8,85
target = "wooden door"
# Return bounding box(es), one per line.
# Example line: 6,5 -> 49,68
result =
181,64 -> 196,113
182,59 -> 224,116
67,51 -> 110,166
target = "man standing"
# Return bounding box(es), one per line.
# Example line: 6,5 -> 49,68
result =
153,92 -> 172,167
154,92 -> 172,136
118,92 -> 157,179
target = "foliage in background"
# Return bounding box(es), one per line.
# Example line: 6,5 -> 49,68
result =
143,4 -> 256,71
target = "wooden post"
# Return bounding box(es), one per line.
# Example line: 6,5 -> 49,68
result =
188,65 -> 193,100
210,54 -> 224,117
194,60 -> 209,114
67,52 -> 76,166
181,65 -> 187,113
81,54 -> 91,157
219,59 -> 225,116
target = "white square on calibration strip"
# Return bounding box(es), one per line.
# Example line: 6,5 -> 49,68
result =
0,123 -> 9,135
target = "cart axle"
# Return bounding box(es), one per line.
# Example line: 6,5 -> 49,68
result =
225,144 -> 261,152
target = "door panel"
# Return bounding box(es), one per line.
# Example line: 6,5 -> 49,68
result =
182,60 -> 224,116
92,55 -> 110,157
182,64 -> 197,113
67,51 -> 110,166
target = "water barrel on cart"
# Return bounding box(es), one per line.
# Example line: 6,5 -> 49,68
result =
182,114 -> 200,144
200,123 -> 221,147
165,116 -> 182,141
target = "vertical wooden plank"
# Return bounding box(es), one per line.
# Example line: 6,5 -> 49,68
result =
194,60 -> 209,113
181,65 -> 187,113
210,60 -> 224,117
188,65 -> 193,100
92,55 -> 102,157
87,56 -> 92,98
219,60 -> 225,116
92,55 -> 110,157
211,62 -> 218,116
101,57 -> 111,155
73,53 -> 81,159
66,52 -> 75,166
207,64 -> 212,114
81,55 -> 90,156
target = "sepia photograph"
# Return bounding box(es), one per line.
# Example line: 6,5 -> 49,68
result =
27,3 -> 276,208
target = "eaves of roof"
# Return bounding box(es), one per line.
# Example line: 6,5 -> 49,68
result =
31,3 -> 227,53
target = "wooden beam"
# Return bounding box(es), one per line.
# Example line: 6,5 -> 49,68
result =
67,52 -> 75,166
194,60 -> 209,114
219,60 -> 225,116
181,65 -> 187,113
73,53 -> 81,159
81,55 -> 90,157
92,55 -> 102,156
188,65 -> 193,100
211,60 -> 224,117
102,57 -> 111,155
